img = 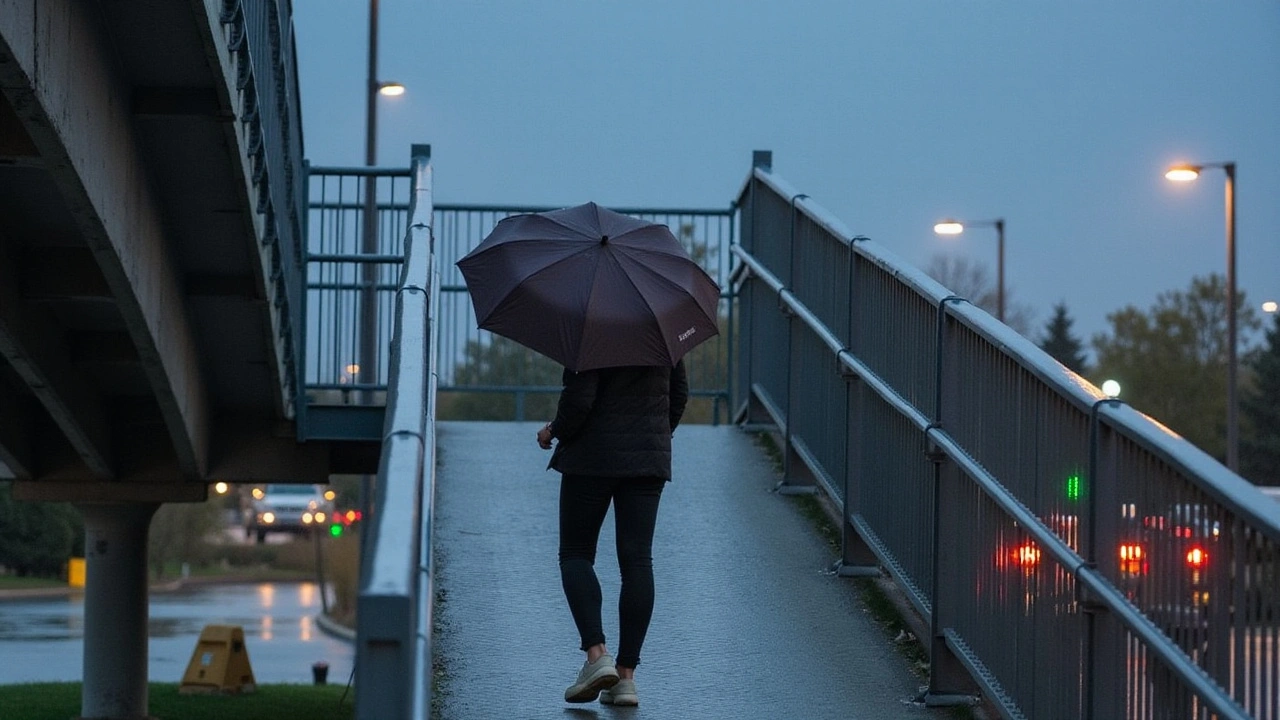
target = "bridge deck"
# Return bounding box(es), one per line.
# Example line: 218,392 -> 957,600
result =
433,421 -> 935,719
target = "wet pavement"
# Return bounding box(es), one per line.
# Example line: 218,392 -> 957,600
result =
433,421 -> 939,720
0,581 -> 351,686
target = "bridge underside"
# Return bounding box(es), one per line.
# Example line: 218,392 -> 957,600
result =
0,0 -> 374,500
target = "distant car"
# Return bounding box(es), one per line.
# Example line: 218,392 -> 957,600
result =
244,484 -> 334,543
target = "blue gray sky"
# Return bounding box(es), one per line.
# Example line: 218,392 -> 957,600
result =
293,1 -> 1280,349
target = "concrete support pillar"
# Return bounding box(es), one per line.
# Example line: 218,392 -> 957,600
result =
77,502 -> 158,720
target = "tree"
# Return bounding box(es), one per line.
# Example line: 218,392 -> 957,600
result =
924,254 -> 1035,336
438,336 -> 564,421
1090,274 -> 1260,463
0,484 -> 81,577
148,496 -> 222,578
1038,302 -> 1089,374
1241,312 -> 1280,485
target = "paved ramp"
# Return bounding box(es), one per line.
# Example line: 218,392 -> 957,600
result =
433,421 -> 936,719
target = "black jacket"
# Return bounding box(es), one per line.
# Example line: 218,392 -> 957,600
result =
547,361 -> 689,480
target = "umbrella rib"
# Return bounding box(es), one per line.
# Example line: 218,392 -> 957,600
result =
609,253 -> 718,333
466,240 -> 602,289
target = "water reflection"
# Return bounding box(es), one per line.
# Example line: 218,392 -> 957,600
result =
257,583 -> 275,609
0,581 -> 351,684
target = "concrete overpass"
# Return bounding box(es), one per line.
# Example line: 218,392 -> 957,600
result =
0,2 -> 372,717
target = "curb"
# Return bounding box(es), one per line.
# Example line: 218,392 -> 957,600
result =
315,612 -> 356,642
0,575 -> 312,602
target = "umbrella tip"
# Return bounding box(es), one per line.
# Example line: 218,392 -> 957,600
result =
600,235 -> 609,245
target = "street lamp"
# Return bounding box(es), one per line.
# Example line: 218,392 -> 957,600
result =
360,0 -> 405,539
933,217 -> 1006,322
1263,301 -> 1277,314
1165,160 -> 1238,471
359,0 -> 406,394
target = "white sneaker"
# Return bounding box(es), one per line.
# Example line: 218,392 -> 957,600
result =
564,654 -> 619,703
600,677 -> 638,706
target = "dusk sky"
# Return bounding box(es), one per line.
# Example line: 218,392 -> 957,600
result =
293,1 -> 1280,352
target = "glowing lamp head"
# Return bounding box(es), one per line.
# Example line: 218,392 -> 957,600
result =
933,220 -> 964,236
213,481 -> 229,495
378,82 -> 406,97
1165,164 -> 1201,182
1263,301 -> 1278,314
1101,379 -> 1121,398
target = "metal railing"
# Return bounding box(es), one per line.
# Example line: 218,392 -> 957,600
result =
304,187 -> 737,422
735,151 -> 1279,719
218,0 -> 307,416
432,203 -> 737,422
353,145 -> 438,719
303,165 -> 414,401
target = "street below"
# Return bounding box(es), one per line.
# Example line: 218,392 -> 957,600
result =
0,581 -> 352,686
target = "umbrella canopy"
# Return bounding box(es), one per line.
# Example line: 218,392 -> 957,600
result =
456,202 -> 721,372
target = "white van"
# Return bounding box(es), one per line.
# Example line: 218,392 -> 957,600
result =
243,483 -> 334,543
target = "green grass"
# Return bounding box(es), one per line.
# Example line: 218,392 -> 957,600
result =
154,561 -> 313,582
0,576 -> 65,590
0,683 -> 354,720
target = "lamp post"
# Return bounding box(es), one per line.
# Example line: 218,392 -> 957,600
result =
933,218 -> 1006,322
359,0 -> 405,539
1166,161 -> 1237,471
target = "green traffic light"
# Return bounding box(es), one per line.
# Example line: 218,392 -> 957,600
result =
330,524 -> 343,537
1066,474 -> 1082,501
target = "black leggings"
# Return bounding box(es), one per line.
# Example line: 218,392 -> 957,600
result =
558,473 -> 665,669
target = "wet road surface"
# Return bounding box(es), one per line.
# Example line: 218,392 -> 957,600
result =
0,581 -> 352,686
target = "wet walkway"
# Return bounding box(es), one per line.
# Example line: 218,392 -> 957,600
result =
432,421 -> 939,720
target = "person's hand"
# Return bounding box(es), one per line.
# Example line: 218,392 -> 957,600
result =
537,422 -> 553,450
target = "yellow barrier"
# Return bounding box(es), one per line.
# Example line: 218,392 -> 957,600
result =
67,557 -> 85,588
179,625 -> 257,694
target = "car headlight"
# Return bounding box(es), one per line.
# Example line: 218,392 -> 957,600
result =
303,512 -> 314,524
261,512 -> 276,524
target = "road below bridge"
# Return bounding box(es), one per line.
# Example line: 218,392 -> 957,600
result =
0,581 -> 351,686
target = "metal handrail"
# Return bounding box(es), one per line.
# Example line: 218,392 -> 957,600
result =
733,158 -> 1270,719
354,145 -> 436,720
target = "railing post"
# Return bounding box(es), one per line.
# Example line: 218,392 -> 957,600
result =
736,151 -> 773,427
776,191 -> 817,495
837,237 -> 877,575
925,298 -> 981,706
1084,400 -> 1125,719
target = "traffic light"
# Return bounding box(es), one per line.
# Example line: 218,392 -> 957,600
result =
1065,473 -> 1082,502
329,524 -> 343,538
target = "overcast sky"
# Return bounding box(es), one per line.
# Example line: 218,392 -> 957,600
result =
293,1 -> 1280,350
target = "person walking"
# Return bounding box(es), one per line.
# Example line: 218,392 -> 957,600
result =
536,359 -> 689,706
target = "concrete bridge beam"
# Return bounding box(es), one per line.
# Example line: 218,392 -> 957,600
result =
0,241 -> 114,478
0,0 -> 211,478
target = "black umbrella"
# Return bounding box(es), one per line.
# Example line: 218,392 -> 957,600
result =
456,202 -> 721,372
